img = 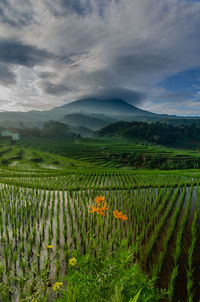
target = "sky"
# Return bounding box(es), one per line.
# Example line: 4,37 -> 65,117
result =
0,0 -> 200,115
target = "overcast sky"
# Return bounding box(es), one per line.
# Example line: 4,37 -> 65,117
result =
0,0 -> 200,115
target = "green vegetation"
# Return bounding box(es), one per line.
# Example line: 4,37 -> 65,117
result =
97,120 -> 200,149
55,248 -> 162,302
0,163 -> 200,300
18,136 -> 200,170
0,138 -> 200,301
153,186 -> 186,278
41,121 -> 74,138
0,140 -> 93,170
2,133 -> 200,169
187,185 -> 199,302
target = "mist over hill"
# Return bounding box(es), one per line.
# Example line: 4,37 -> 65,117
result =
0,98 -> 199,134
0,98 -> 157,128
62,113 -> 109,131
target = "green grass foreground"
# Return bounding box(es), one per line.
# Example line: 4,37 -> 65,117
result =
53,242 -> 165,302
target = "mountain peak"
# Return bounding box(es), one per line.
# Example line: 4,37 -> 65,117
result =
55,97 -> 155,117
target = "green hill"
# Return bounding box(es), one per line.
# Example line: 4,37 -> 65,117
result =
97,120 -> 200,148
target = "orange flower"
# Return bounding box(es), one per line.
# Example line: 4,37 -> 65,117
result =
95,196 -> 105,204
90,202 -> 108,216
101,202 -> 108,211
90,205 -> 100,213
113,210 -> 128,221
113,210 -> 122,219
98,209 -> 106,216
121,215 -> 128,221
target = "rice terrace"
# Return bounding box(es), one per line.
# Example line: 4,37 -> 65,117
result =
1,0 -> 200,301
0,138 -> 200,301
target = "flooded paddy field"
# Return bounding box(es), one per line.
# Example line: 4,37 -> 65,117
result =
0,168 -> 200,301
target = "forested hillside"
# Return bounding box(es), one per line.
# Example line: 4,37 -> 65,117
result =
97,121 -> 200,148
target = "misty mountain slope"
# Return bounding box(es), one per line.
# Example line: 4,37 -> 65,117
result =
51,98 -> 157,117
62,113 -> 109,130
0,98 -> 158,129
69,125 -> 95,137
0,97 -> 199,131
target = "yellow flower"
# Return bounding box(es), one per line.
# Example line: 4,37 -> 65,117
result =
69,257 -> 77,266
47,245 -> 53,249
52,281 -> 63,291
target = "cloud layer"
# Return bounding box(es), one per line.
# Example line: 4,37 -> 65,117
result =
0,0 -> 200,114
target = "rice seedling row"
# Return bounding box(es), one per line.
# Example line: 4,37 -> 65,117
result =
0,169 -> 200,301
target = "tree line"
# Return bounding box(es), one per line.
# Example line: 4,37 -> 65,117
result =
97,121 -> 200,148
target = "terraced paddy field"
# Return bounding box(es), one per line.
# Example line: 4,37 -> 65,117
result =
20,137 -> 200,169
0,167 -> 200,301
1,137 -> 200,171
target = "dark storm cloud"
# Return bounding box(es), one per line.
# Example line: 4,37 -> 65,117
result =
0,63 -> 16,85
113,53 -> 175,76
84,87 -> 145,105
0,39 -> 54,67
37,72 -> 57,79
42,81 -> 71,95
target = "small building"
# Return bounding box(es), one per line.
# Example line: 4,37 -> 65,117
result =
1,128 -> 21,141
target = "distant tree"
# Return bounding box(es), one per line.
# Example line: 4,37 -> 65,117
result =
42,121 -> 73,138
21,127 -> 42,138
76,134 -> 82,139
18,121 -> 25,129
